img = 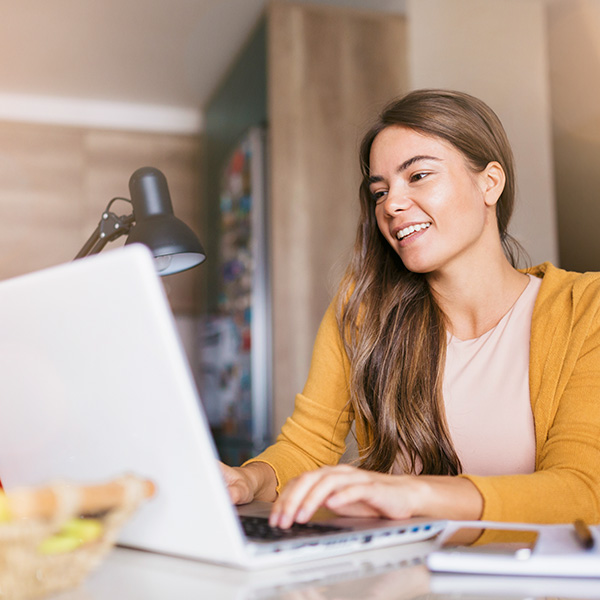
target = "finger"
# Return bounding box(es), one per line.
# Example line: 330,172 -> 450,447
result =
228,482 -> 247,505
218,462 -> 236,485
269,469 -> 330,528
274,466 -> 367,527
292,467 -> 376,523
218,463 -> 253,505
271,466 -> 366,528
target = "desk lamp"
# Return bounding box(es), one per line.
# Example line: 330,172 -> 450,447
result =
75,167 -> 206,275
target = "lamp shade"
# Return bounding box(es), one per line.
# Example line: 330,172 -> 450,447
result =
125,167 -> 206,275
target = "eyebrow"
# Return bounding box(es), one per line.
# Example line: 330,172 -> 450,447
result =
368,155 -> 442,184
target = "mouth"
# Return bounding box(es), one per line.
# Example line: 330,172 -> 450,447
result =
396,222 -> 431,241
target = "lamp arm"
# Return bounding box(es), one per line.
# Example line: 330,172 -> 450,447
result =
73,176 -> 205,275
75,211 -> 135,260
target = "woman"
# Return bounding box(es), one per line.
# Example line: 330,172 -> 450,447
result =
221,90 -> 600,536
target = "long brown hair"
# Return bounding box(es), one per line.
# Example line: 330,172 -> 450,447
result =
337,89 -> 520,475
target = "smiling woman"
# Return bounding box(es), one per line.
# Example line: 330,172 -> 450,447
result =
220,90 -> 600,538
369,126 -> 506,277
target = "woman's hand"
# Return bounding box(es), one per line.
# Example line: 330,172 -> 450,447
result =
268,464 -> 420,528
268,464 -> 483,528
219,461 -> 278,505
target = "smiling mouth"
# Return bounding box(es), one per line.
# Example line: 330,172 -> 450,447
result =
396,222 -> 431,241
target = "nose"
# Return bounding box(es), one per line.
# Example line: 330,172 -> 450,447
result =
380,187 -> 411,216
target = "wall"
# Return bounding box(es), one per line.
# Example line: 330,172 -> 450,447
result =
269,2 -> 409,432
0,121 -> 202,314
547,0 -> 600,272
407,0 -> 559,267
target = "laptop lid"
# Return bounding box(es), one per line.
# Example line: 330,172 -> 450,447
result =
0,246 -> 444,567
0,245 -> 251,564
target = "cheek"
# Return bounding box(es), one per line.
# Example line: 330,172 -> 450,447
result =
445,197 -> 488,244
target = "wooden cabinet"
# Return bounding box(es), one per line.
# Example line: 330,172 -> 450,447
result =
268,2 -> 408,431
204,2 -> 408,438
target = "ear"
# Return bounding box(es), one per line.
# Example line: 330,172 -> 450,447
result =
480,161 -> 506,207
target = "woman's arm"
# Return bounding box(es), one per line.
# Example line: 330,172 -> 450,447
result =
240,301 -> 354,494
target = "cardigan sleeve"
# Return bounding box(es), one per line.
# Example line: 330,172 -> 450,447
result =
244,301 -> 354,493
461,267 -> 600,533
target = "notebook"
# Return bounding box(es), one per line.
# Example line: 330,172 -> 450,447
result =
0,245 -> 445,568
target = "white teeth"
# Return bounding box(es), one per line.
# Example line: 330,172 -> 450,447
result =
396,222 -> 431,240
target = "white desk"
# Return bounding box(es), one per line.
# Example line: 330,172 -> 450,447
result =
50,543 -> 600,600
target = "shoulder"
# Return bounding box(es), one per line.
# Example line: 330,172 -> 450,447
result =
527,262 -> 600,333
528,263 -> 600,401
314,296 -> 347,356
527,262 -> 600,309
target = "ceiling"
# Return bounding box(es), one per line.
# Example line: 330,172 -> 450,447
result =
0,0 -> 405,133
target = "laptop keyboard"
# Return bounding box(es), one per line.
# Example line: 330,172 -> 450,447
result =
240,515 -> 348,541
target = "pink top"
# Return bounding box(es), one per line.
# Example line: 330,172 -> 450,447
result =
442,274 -> 542,475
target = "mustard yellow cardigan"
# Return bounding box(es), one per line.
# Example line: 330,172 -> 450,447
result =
251,263 -> 600,525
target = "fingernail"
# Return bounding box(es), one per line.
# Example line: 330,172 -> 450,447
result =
297,509 -> 309,523
279,514 -> 292,529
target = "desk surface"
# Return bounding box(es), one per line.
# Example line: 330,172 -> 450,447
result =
50,544 -> 600,600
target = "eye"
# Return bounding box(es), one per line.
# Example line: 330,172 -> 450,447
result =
410,172 -> 429,183
370,189 -> 388,203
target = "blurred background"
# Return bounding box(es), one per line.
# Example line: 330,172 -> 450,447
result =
0,0 -> 594,459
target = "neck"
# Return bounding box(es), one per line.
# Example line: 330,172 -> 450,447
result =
426,250 -> 529,341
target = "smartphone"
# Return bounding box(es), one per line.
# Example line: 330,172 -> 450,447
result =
427,523 -> 540,575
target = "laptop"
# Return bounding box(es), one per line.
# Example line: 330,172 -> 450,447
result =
0,245 -> 445,568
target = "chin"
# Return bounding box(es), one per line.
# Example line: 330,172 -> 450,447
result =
399,258 -> 435,275
398,248 -> 449,275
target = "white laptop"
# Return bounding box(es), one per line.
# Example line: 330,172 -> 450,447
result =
0,245 -> 445,568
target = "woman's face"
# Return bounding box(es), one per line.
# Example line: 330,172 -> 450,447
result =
369,125 -> 502,277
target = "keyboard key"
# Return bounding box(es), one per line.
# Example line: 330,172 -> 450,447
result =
240,515 -> 348,541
